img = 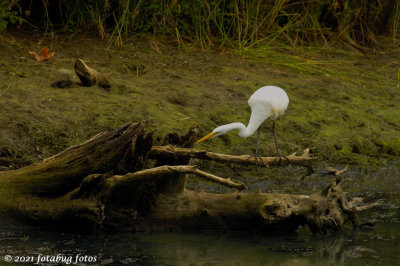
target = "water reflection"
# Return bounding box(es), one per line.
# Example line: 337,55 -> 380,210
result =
1,223 -> 399,265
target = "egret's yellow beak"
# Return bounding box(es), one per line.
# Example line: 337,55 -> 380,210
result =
195,132 -> 217,144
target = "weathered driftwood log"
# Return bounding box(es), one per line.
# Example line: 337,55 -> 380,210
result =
0,122 -> 374,233
0,122 -> 152,228
147,176 -> 362,233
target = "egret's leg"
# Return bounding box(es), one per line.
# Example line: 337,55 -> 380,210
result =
272,121 -> 290,166
255,128 -> 260,157
255,128 -> 261,166
272,120 -> 283,166
272,120 -> 280,157
247,128 -> 262,166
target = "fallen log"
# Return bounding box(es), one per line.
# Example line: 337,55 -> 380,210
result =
0,122 -> 375,233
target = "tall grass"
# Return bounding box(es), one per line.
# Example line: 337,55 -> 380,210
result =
5,0 -> 400,48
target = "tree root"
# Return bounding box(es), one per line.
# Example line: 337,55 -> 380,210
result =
309,175 -> 379,233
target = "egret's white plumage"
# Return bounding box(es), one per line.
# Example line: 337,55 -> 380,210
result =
196,86 -> 289,158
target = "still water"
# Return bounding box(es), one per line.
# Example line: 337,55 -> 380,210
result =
1,165 -> 400,265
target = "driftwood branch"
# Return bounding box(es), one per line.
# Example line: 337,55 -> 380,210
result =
107,165 -> 245,190
346,196 -> 379,212
150,145 -> 315,167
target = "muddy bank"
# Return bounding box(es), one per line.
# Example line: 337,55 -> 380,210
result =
0,32 -> 399,170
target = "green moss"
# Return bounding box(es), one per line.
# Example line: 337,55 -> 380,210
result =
337,146 -> 352,156
0,35 -> 400,168
379,138 -> 400,156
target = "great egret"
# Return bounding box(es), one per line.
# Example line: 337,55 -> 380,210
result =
195,86 -> 289,162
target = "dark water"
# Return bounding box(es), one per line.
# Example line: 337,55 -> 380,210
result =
1,165 -> 400,265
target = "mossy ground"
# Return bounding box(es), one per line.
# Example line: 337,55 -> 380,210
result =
0,32 -> 399,169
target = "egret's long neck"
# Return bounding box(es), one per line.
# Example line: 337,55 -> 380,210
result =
239,106 -> 272,138
219,122 -> 257,138
238,122 -> 258,138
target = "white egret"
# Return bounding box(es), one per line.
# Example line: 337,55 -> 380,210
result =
195,86 -> 289,162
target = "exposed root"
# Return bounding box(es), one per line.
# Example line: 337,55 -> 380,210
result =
355,202 -> 379,212
315,176 -> 378,231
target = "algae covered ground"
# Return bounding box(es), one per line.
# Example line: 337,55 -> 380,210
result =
0,32 -> 400,169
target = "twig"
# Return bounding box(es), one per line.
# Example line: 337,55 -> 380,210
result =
193,168 -> 246,190
324,165 -> 348,176
150,145 -> 315,167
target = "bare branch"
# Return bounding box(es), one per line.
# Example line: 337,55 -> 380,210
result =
150,145 -> 315,167
109,165 -> 245,190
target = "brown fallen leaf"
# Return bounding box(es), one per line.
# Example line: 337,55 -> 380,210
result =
29,47 -> 55,62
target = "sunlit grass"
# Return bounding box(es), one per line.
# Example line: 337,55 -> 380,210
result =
236,45 -> 397,88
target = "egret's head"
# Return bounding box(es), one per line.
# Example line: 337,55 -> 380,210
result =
195,124 -> 240,144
